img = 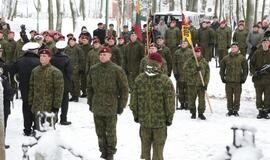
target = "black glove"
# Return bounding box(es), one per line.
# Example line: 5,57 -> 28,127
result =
51,107 -> 59,113
134,117 -> 139,123
174,74 -> 180,80
196,66 -> 201,72
240,79 -> 245,84
166,121 -> 172,126
89,105 -> 92,112
20,24 -> 26,32
202,85 -> 207,90
117,106 -> 124,115
227,45 -> 231,49
221,78 -> 226,83
79,70 -> 85,75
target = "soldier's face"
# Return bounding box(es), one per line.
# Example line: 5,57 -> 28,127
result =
181,42 -> 188,48
130,34 -> 137,42
118,39 -> 124,44
8,33 -> 14,40
149,47 -> 157,54
93,43 -> 100,48
99,52 -> 111,63
231,45 -> 239,53
156,39 -> 164,45
69,40 -> 76,47
108,39 -> 115,46
170,22 -> 176,27
81,38 -> 89,45
195,51 -> 201,57
262,41 -> 270,50
40,54 -> 51,65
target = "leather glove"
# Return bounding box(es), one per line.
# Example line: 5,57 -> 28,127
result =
196,66 -> 201,72
240,79 -> 245,84
51,107 -> 59,113
117,106 -> 124,115
166,121 -> 172,126
174,74 -> 180,80
134,117 -> 139,123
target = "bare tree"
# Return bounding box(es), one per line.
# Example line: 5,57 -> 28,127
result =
187,0 -> 198,12
169,0 -> 175,11
152,0 -> 156,13
7,0 -> 14,20
48,0 -> 54,30
122,0 -> 126,25
11,0 -> 18,21
79,0 -> 86,20
214,0 -> 218,17
33,0 -> 41,32
99,0 -> 104,18
201,0 -> 207,12
261,0 -> 266,21
159,0 -> 162,11
254,0 -> 259,24
219,0 -> 223,20
246,0 -> 254,30
70,0 -> 77,32
241,0 -> 245,20
236,0 -> 239,22
56,0 -> 63,32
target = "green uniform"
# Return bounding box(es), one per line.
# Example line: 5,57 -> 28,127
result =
65,44 -> 85,97
79,44 -> 93,95
87,61 -> 129,157
123,40 -> 144,91
250,48 -> 270,112
233,29 -> 248,57
198,27 -> 215,61
184,57 -> 210,114
28,64 -> 64,114
130,68 -> 175,160
216,26 -> 231,63
157,45 -> 173,76
165,27 -> 180,56
3,39 -> 17,64
15,39 -> 25,58
220,52 -> 248,112
86,47 -> 102,73
173,47 -> 193,105
108,45 -> 123,67
139,56 -> 167,74
0,38 -> 7,58
45,41 -> 56,54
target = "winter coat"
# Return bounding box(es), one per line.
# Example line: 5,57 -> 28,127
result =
216,26 -> 231,49
87,61 -> 129,116
198,27 -> 215,48
120,31 -> 131,44
28,63 -> 64,114
50,51 -> 72,93
157,45 -> 173,74
9,51 -> 40,102
246,31 -> 264,55
165,27 -> 180,48
86,47 -> 101,73
108,45 -> 123,67
93,28 -> 106,44
184,56 -> 210,87
220,52 -> 248,83
79,44 -> 93,72
130,72 -> 175,128
1,75 -> 14,116
157,23 -> 168,38
233,29 -> 248,50
65,44 -> 85,73
3,39 -> 17,64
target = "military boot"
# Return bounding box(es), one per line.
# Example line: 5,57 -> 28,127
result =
60,121 -> 72,125
257,110 -> 264,119
106,154 -> 114,160
73,96 -> 79,102
69,96 -> 76,101
233,111 -> 239,117
191,113 -> 196,119
100,152 -> 107,159
226,110 -> 234,116
184,103 -> 189,110
198,113 -> 206,120
80,92 -> 87,98
180,103 -> 186,110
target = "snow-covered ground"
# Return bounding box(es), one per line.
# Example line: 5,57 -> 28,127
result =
4,61 -> 270,160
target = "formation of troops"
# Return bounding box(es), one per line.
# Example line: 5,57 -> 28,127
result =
0,15 -> 270,160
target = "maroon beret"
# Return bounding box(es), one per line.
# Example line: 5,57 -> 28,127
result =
99,47 -> 112,54
149,52 -> 163,64
39,49 -> 52,56
194,47 -> 202,52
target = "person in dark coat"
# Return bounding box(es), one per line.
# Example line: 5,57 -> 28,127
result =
93,23 -> 106,45
50,41 -> 72,125
8,42 -> 40,136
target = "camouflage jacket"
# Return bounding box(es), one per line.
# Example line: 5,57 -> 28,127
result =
198,27 -> 215,47
165,27 -> 180,47
80,44 -> 93,71
220,52 -> 248,83
3,39 -> 17,64
233,29 -> 248,49
87,61 -> 129,116
45,41 -> 56,54
65,44 -> 85,72
139,56 -> 168,74
184,57 -> 210,86
109,45 -> 123,67
130,72 -> 175,128
216,26 -> 232,49
86,47 -> 101,73
250,48 -> 270,83
28,63 -> 64,114
173,47 -> 193,81
157,45 -> 172,72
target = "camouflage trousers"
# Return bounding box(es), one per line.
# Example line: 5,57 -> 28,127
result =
187,85 -> 205,114
218,48 -> 228,64
202,46 -> 212,62
94,115 -> 117,156
176,81 -> 188,104
225,83 -> 242,111
140,126 -> 167,160
80,73 -> 87,94
168,46 -> 178,57
254,82 -> 270,111
71,71 -> 80,97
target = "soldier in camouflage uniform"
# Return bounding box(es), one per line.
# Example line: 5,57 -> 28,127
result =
139,43 -> 168,74
79,36 -> 92,97
107,36 -> 123,67
184,47 -> 210,120
86,39 -> 102,72
87,47 -> 129,160
250,38 -> 270,119
165,19 -> 181,56
0,31 -> 7,57
3,31 -> 17,64
198,21 -> 215,62
117,36 -> 126,66
28,49 -> 64,123
187,20 -> 198,46
120,25 -> 130,44
65,37 -> 85,102
130,52 -> 175,160
173,40 -> 193,110
44,33 -> 57,54
233,23 -> 248,57
220,42 -> 248,116
216,20 -> 232,64
123,32 -> 144,91
156,35 -> 173,76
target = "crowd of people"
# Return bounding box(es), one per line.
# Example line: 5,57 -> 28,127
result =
0,15 -> 270,160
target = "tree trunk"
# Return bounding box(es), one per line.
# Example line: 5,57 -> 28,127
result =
33,0 -> 41,32
56,0 -> 63,32
11,0 -> 18,21
131,0 -> 134,24
7,0 -> 13,20
99,0 -> 104,18
180,0 -> 183,11
219,0 -> 223,20
122,0 -> 126,25
117,0 -> 122,36
169,0 -> 175,11
79,0 -> 86,20
48,0 -> 54,30
152,0 -> 156,13
236,0 -> 239,23
261,0 -> 266,21
70,0 -> 77,32
214,0 -> 218,17
246,0 -> 254,30
201,0 -> 207,13
254,0 -> 258,24
241,0 -> 245,20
